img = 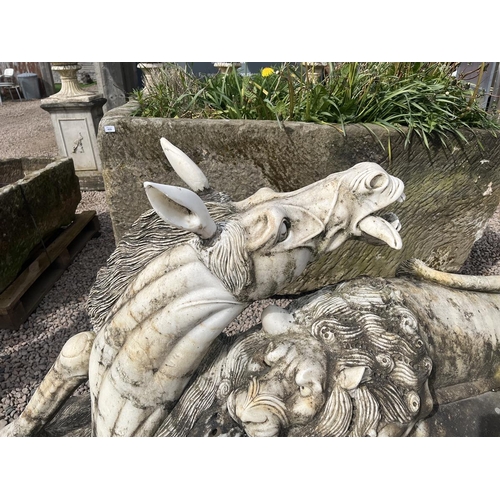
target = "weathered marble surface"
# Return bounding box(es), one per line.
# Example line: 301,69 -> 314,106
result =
0,140 -> 405,437
38,262 -> 500,437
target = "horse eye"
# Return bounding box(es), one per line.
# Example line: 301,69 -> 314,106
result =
277,218 -> 291,243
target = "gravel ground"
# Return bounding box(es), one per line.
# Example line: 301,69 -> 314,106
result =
0,98 -> 58,158
1,96 -> 500,429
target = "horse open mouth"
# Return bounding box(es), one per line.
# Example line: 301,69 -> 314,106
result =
358,192 -> 406,250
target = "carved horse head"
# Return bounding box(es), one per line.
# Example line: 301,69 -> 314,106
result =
144,138 -> 405,301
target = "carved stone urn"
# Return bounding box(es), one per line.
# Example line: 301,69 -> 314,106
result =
49,63 -> 95,101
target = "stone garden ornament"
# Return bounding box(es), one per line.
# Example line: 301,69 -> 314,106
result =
0,138 -> 405,437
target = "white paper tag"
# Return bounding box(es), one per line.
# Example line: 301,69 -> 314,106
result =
104,125 -> 116,133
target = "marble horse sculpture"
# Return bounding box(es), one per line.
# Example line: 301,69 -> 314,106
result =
0,138 -> 405,437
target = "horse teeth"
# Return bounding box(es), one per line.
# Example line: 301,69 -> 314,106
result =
392,220 -> 402,232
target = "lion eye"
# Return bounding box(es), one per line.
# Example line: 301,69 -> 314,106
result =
299,385 -> 312,397
276,218 -> 291,243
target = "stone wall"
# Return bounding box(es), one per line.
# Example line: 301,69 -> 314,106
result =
97,101 -> 500,294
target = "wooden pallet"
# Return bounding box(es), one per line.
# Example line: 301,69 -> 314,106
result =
0,211 -> 100,330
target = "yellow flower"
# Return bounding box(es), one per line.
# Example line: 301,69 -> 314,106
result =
261,67 -> 275,77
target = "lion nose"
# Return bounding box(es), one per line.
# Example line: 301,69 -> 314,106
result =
240,408 -> 268,425
229,390 -> 265,425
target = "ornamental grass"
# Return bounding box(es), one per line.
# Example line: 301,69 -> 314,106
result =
132,62 -> 499,150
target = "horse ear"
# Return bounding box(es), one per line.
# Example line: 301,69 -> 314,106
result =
160,137 -> 210,192
144,182 -> 217,239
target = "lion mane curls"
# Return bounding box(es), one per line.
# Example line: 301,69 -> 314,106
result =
288,277 -> 434,437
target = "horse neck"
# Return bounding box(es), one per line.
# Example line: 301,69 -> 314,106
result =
103,244 -> 247,374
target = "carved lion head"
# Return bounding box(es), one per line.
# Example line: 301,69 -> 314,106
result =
227,278 -> 434,437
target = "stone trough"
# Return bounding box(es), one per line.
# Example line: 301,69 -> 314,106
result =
98,101 -> 500,295
0,158 -> 99,329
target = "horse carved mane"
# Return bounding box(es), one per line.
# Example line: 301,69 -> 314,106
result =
88,203 -> 235,332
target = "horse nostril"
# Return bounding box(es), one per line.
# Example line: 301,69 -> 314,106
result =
368,173 -> 388,190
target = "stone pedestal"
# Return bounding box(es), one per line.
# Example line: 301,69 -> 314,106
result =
41,97 -> 106,177
39,63 -> 107,190
302,62 -> 328,82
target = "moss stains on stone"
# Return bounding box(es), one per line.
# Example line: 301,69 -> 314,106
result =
0,159 -> 81,293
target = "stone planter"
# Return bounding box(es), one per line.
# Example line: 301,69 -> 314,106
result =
0,158 -> 81,293
97,101 -> 500,294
